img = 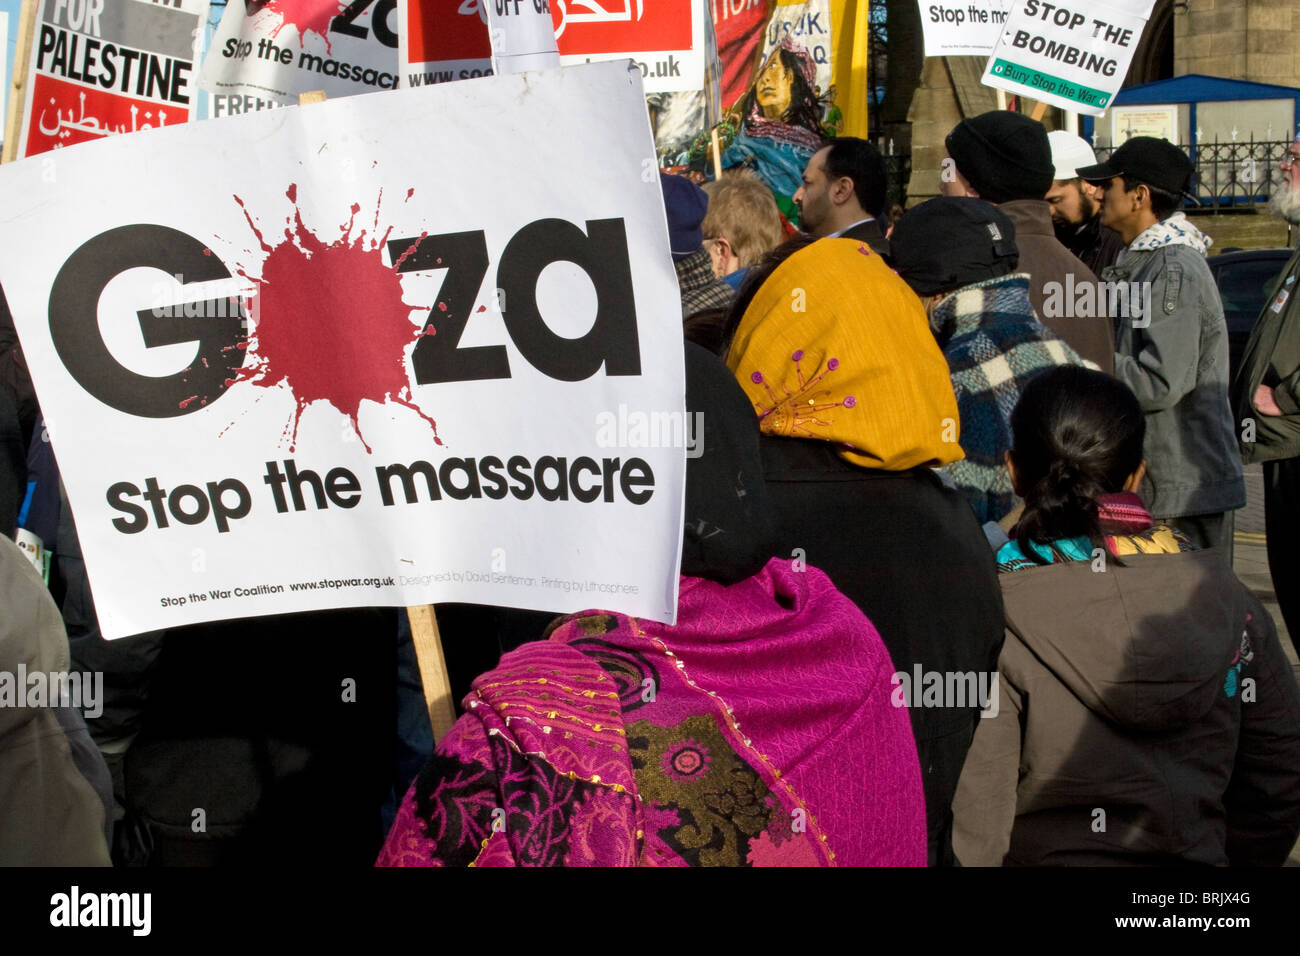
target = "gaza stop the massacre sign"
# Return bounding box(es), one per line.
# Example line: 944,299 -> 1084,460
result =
201,0 -> 399,101
0,61 -> 686,638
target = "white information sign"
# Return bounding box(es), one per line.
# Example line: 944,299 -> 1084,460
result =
918,1 -> 1014,57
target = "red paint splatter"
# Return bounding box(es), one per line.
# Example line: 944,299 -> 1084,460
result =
229,184 -> 437,453
261,0 -> 339,51
179,395 -> 199,409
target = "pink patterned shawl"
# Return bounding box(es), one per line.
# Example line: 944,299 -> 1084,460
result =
377,558 -> 926,867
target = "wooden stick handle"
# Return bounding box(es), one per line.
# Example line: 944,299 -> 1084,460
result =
3,0 -> 40,162
407,605 -> 458,744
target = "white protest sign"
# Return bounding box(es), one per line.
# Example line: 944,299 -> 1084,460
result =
484,0 -> 559,74
918,1 -> 1014,57
0,61 -> 685,638
982,0 -> 1154,115
200,0 -> 398,101
19,0 -> 208,158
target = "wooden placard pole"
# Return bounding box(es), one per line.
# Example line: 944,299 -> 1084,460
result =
2,0 -> 39,163
406,604 -> 458,743
710,128 -> 723,181
296,88 -> 458,743
1030,100 -> 1049,123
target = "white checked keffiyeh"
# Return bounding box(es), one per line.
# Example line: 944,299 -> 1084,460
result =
1127,211 -> 1214,256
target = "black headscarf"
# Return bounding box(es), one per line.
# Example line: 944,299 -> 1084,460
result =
680,343 -> 777,584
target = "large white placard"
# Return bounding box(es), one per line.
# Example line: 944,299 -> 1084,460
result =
981,0 -> 1154,115
0,61 -> 686,638
918,1 -> 1014,57
200,0 -> 398,101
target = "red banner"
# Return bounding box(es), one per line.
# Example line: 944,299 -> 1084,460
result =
25,73 -> 182,155
409,0 -> 490,63
550,0 -> 693,54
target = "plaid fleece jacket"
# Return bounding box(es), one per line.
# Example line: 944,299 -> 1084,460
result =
934,273 -> 1084,524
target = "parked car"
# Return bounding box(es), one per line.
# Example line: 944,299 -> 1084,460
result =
1208,247 -> 1294,382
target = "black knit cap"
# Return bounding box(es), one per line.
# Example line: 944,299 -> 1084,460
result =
1076,136 -> 1195,196
945,111 -> 1055,203
891,197 -> 1020,298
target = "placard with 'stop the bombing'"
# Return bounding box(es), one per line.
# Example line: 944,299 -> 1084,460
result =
981,0 -> 1155,115
0,62 -> 687,638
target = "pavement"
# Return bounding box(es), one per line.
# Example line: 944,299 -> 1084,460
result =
1230,463 -> 1300,864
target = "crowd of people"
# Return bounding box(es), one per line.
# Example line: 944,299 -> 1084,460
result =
5,109 -> 1300,867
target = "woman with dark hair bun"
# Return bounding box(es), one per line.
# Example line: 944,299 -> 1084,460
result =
1005,364 -> 1150,566
954,365 -> 1300,866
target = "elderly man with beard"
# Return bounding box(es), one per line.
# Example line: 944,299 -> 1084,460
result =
1046,131 -> 1126,274
1233,135 -> 1300,657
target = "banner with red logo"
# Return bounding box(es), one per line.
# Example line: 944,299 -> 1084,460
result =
0,62 -> 686,638
399,0 -> 493,86
18,0 -> 208,159
200,0 -> 399,102
552,0 -> 704,92
400,0 -> 703,92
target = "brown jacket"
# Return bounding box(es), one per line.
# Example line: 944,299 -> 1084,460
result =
1000,200 -> 1115,374
952,543 -> 1300,866
0,537 -> 111,865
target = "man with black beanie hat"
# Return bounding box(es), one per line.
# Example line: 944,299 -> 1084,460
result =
942,111 -> 1114,373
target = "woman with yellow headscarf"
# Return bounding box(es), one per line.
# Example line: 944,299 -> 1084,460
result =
723,236 -> 1005,868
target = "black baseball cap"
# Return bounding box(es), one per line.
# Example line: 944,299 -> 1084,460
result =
892,196 -> 1019,298
1077,136 -> 1195,195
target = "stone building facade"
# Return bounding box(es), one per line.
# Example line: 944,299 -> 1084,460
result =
1174,0 -> 1300,88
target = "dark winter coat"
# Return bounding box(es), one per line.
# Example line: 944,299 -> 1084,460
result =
953,543 -> 1300,866
1233,245 -> 1300,463
758,434 -> 1005,865
999,199 -> 1115,374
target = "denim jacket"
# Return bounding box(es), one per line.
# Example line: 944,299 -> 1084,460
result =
1101,232 -> 1245,518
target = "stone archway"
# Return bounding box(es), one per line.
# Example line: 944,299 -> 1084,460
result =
1127,0 -> 1175,88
